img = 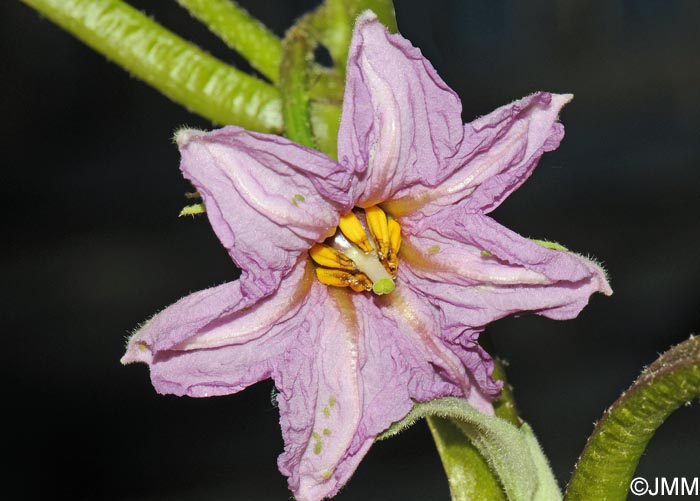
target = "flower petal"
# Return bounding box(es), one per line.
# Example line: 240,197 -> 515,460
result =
274,286 -> 363,501
338,11 -> 465,207
401,211 -> 612,331
384,92 -> 572,222
375,285 -> 500,413
177,126 -> 352,300
120,259 -> 313,396
276,281 -> 499,501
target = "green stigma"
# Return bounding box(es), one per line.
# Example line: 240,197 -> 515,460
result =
372,277 -> 395,295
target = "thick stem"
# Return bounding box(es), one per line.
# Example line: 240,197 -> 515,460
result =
176,0 -> 282,83
280,18 -> 316,149
21,0 -> 282,131
565,335 -> 700,501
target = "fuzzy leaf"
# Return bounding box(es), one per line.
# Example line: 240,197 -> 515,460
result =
379,397 -> 562,501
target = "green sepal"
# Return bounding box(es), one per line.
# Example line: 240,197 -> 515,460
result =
565,335 -> 700,501
21,0 -> 282,131
531,239 -> 569,251
310,101 -> 341,159
379,397 -> 562,501
426,416 -> 506,501
179,203 -> 206,217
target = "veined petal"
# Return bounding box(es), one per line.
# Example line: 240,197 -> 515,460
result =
401,212 -> 611,331
275,281 -> 495,501
120,260 -> 313,396
275,286 -> 363,501
374,286 -> 499,414
385,92 -> 571,222
338,11 -> 465,207
177,126 -> 352,300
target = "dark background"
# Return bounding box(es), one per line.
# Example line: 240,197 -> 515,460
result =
4,1 -> 699,499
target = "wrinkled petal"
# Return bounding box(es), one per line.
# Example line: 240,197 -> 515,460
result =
401,211 -> 611,332
374,285 -> 499,413
274,285 -> 363,501
338,11 -> 465,207
120,259 -> 313,395
177,126 -> 352,300
384,92 -> 571,223
275,282 -> 496,501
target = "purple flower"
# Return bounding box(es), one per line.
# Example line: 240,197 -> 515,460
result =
122,11 -> 611,501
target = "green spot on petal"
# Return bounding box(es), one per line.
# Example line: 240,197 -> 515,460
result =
322,470 -> 333,480
323,406 -> 330,417
427,245 -> 441,254
372,277 -> 395,295
329,395 -> 336,407
314,441 -> 323,455
312,431 -> 321,440
323,428 -> 331,436
531,239 -> 569,251
480,250 -> 493,257
291,193 -> 306,206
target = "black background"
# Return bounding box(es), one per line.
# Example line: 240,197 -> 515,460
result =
4,1 -> 699,499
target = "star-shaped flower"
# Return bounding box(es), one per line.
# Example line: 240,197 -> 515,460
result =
122,11 -> 611,501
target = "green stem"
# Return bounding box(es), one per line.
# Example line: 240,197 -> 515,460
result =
176,0 -> 282,84
316,0 -> 397,75
21,0 -> 282,131
565,335 -> 700,501
280,17 -> 316,149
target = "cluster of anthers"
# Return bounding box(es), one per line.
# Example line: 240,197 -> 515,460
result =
309,205 -> 401,295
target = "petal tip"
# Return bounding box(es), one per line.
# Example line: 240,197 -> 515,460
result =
174,127 -> 206,148
121,337 -> 153,365
355,9 -> 379,27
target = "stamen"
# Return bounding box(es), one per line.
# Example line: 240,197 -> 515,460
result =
365,206 -> 389,259
338,212 -> 373,252
387,218 -> 402,277
334,234 -> 395,295
310,208 -> 402,295
315,268 -> 372,292
309,244 -> 357,271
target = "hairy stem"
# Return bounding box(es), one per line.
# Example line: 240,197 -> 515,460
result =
565,335 -> 700,500
280,17 -> 316,148
21,0 -> 282,131
176,0 -> 282,83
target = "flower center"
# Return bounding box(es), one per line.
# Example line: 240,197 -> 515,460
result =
309,205 -> 401,295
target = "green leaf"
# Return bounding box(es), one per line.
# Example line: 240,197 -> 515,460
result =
427,416 -> 506,501
21,0 -> 282,131
565,335 -> 700,501
379,397 -> 562,501
176,0 -> 282,83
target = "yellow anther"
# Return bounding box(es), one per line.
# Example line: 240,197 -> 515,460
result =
309,244 -> 357,271
315,268 -> 373,292
338,212 -> 373,252
365,206 -> 389,259
386,218 -> 402,277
